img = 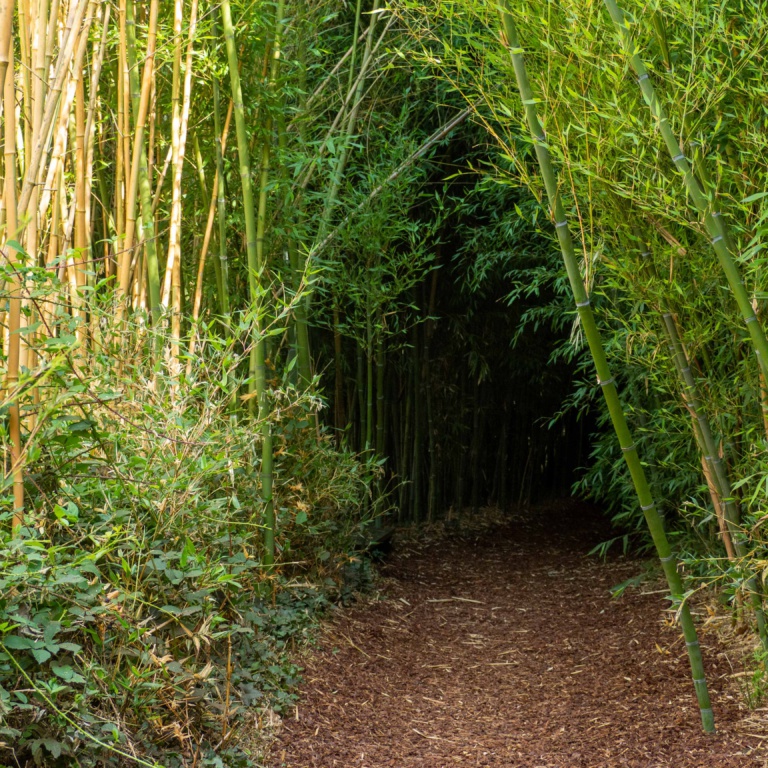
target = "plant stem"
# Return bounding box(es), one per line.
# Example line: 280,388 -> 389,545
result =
499,3 -> 715,733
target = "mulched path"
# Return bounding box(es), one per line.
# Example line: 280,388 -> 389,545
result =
268,500 -> 766,767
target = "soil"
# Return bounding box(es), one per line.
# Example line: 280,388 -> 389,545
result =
267,500 -> 767,767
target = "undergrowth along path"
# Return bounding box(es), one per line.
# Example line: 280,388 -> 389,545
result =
269,500 -> 765,767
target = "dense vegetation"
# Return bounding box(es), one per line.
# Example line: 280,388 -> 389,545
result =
3,0 -> 768,763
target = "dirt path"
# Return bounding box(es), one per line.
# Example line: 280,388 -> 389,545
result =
268,501 -> 765,767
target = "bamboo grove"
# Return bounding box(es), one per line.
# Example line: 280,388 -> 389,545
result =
4,0 -> 768,761
399,0 -> 768,733
0,0 -> 574,761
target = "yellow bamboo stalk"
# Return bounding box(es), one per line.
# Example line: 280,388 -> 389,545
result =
0,0 -> 12,88
73,70 -> 88,345
18,0 -> 95,222
37,70 -> 76,219
115,0 -> 126,250
3,31 -> 24,533
163,0 -> 198,374
23,0 -> 48,405
115,0 -> 158,325
186,99 -> 234,372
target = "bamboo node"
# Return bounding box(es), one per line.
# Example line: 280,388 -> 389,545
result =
746,315 -> 758,324
711,235 -> 724,244
620,443 -> 636,453
576,299 -> 590,308
637,72 -> 649,83
555,219 -> 568,229
659,553 -> 674,561
686,640 -> 700,647
597,376 -> 615,387
693,678 -> 707,686
672,153 -> 686,163
641,251 -> 650,257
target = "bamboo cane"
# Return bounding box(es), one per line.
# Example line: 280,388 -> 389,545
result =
3,30 -> 24,533
186,102 -> 234,368
658,305 -> 768,646
499,4 -> 715,733
213,72 -> 230,320
118,0 -> 158,325
221,0 -> 276,564
163,0 -> 198,374
18,0 -> 95,224
73,71 -> 88,345
254,0 -> 286,567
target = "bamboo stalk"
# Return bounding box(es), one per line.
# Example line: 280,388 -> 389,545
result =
24,0 -> 47,263
186,101 -> 234,368
0,0 -> 13,90
254,0 -> 286,567
73,70 -> 88,344
221,0 -> 276,564
213,72 -> 230,320
3,29 -> 24,533
499,4 -> 715,733
18,0 -> 95,225
658,305 -> 768,646
119,0 -> 159,325
163,0 -> 198,373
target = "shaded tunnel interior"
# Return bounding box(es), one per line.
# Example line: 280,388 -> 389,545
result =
313,130 -> 598,523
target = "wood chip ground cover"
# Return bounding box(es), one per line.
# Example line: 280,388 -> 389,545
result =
267,501 -> 766,767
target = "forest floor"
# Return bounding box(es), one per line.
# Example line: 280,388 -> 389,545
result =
265,499 -> 768,767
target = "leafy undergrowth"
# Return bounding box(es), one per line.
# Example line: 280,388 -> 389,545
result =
0,341 -> 380,768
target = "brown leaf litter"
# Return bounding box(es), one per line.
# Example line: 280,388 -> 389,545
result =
266,500 -> 768,767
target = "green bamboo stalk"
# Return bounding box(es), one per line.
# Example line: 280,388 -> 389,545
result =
356,341 -> 366,451
500,4 -> 715,733
253,0 -> 286,567
659,303 -> 768,646
410,323 -> 423,522
276,108 -> 311,388
426,364 -> 436,521
316,0 -> 380,246
399,382 -> 412,518
346,0 -> 363,94
221,0 -> 263,388
629,229 -> 743,547
376,330 -> 386,456
290,237 -> 312,388
365,295 -> 374,452
221,0 -> 273,564
602,0 -> 768,386
469,376 -> 481,518
333,304 -> 346,433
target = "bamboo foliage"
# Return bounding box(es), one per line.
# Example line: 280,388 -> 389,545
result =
0,0 -> 443,555
601,0 -> 768,388
498,3 -> 715,733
